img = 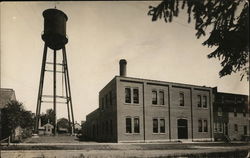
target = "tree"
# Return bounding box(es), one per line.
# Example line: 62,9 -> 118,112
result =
57,117 -> 70,132
1,100 -> 34,139
148,0 -> 249,80
40,108 -> 55,126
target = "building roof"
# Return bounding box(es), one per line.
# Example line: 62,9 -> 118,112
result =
0,88 -> 16,109
43,123 -> 54,128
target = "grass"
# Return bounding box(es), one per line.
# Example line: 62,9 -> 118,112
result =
23,135 -> 78,143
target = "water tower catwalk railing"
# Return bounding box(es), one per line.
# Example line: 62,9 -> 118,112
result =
35,8 -> 75,135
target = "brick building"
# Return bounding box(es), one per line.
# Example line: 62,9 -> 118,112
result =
213,88 -> 249,141
85,60 -> 214,142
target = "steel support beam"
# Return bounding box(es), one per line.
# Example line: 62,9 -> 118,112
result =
35,45 -> 74,135
35,44 -> 48,133
53,49 -> 57,135
62,46 -> 75,134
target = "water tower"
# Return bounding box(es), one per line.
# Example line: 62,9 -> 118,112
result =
35,8 -> 75,134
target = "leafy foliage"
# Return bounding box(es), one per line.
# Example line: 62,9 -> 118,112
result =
148,0 -> 249,80
40,108 -> 55,126
57,117 -> 70,129
1,100 -> 34,139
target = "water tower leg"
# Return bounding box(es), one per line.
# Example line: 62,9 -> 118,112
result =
53,49 -> 57,135
62,56 -> 72,133
62,47 -> 75,134
35,44 -> 48,133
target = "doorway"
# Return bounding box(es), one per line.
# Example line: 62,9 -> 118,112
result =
177,119 -> 188,139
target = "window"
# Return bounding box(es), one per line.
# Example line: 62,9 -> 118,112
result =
109,91 -> 112,106
125,88 -> 139,104
160,119 -> 165,133
152,91 -> 157,105
218,107 -> 222,116
203,120 -> 208,132
198,119 -> 202,132
179,93 -> 184,106
203,96 -> 207,108
125,88 -> 131,103
234,124 -> 238,132
244,126 -> 247,135
234,108 -> 237,117
197,95 -> 201,107
133,89 -> 139,104
159,91 -> 164,105
126,118 -> 132,133
153,119 -> 158,133
134,117 -> 140,133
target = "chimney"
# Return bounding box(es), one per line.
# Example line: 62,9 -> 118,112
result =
119,59 -> 127,77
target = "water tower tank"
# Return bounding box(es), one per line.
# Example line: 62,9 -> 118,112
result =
42,8 -> 68,50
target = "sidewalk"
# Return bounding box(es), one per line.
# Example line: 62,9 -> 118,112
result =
1,146 -> 249,158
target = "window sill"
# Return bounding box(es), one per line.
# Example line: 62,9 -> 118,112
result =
124,133 -> 141,135
152,133 -> 166,135
152,105 -> 166,107
124,103 -> 140,106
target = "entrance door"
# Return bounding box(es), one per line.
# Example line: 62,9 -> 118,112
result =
178,119 -> 188,139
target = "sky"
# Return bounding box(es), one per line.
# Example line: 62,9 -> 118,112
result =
1,1 -> 248,123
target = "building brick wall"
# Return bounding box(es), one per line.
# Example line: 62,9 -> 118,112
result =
115,76 -> 213,142
85,75 -> 250,143
116,79 -> 144,142
228,112 -> 249,140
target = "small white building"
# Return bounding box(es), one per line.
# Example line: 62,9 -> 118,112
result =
38,119 -> 54,135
